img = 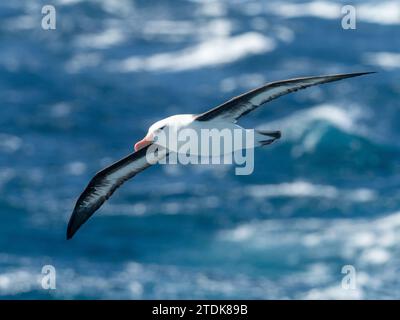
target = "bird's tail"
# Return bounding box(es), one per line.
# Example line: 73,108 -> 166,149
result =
255,129 -> 281,146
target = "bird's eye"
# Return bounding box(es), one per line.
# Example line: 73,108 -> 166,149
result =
153,135 -> 158,142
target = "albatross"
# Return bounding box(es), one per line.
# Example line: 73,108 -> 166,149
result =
67,72 -> 374,239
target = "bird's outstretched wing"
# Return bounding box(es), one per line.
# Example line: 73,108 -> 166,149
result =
196,72 -> 374,122
67,144 -> 167,239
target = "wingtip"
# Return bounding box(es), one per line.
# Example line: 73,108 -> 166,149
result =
356,71 -> 377,75
319,71 -> 376,83
66,210 -> 79,240
349,71 -> 377,77
334,71 -> 376,78
66,221 -> 75,240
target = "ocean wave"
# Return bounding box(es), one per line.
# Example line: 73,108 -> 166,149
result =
245,181 -> 376,202
0,168 -> 16,190
0,255 -> 281,299
218,211 -> 400,254
268,1 -> 340,19
364,52 -> 400,70
220,73 -> 267,93
1,0 -> 398,300
100,195 -> 220,217
2,211 -> 399,299
74,29 -> 125,50
112,32 -> 275,72
0,269 -> 39,296
145,18 -> 233,41
258,104 -> 372,156
218,211 -> 400,299
267,1 -> 400,25
0,134 -> 22,153
261,104 -> 363,136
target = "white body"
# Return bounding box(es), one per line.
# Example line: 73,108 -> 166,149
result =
149,114 -> 266,156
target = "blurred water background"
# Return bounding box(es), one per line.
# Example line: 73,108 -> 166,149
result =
0,0 -> 399,299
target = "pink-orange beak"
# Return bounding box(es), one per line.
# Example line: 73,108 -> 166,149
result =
134,134 -> 152,152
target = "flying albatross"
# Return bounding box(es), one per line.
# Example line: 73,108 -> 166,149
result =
67,72 -> 374,239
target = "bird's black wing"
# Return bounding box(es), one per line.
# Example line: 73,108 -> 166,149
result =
67,144 -> 167,239
196,72 -> 374,122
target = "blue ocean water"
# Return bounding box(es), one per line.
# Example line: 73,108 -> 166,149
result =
0,0 -> 399,299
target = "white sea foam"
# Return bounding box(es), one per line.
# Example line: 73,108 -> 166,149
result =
245,181 -> 376,202
58,0 -> 134,15
364,52 -> 400,70
358,1 -> 400,25
0,134 -> 22,153
196,0 -> 227,17
142,18 -> 232,42
220,211 -> 400,252
3,15 -> 37,31
220,73 -> 266,92
114,32 -> 275,72
304,284 -> 363,299
1,212 -> 399,299
65,53 -> 103,73
0,270 -> 39,296
268,1 -> 340,19
0,259 -> 278,299
143,20 -> 198,38
74,28 -> 125,49
219,211 -> 400,298
65,161 -> 87,176
50,103 -> 72,117
0,168 -> 16,189
268,1 -> 400,25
